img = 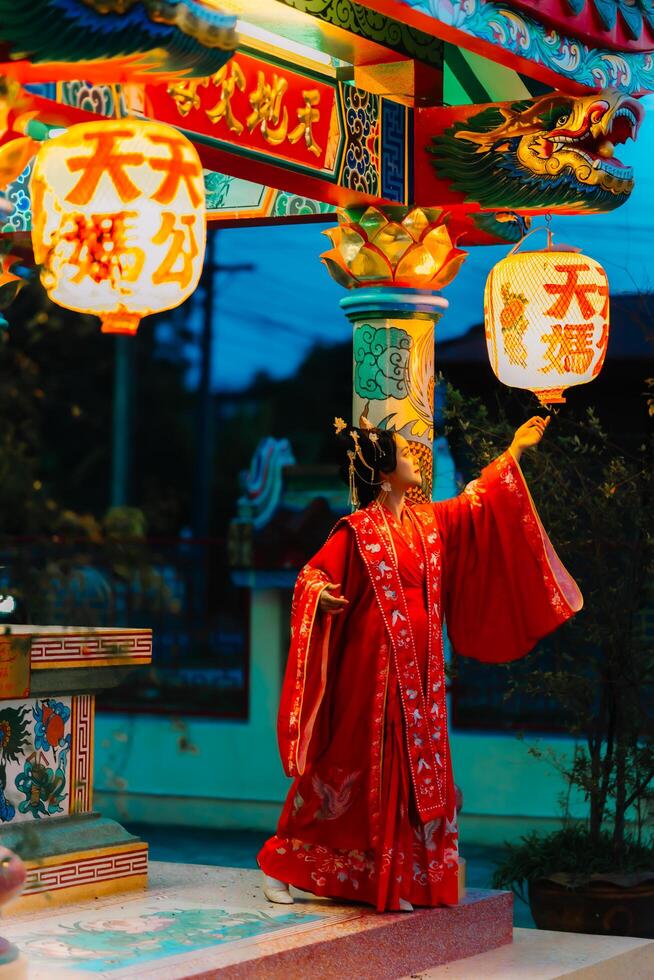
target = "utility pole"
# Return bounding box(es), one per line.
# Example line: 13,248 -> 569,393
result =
192,227 -> 254,539
110,334 -> 134,508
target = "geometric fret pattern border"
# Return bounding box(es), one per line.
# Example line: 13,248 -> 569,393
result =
70,694 -> 94,815
31,630 -> 152,670
22,842 -> 148,899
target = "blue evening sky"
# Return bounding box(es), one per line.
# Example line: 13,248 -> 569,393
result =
181,95 -> 654,392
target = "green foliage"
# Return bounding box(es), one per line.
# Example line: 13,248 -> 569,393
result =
492,825 -> 654,899
443,382 -> 654,871
0,278 -> 194,620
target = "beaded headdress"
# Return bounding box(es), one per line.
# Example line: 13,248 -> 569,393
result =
334,409 -> 389,510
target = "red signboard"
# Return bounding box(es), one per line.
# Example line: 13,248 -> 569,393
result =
144,52 -> 341,178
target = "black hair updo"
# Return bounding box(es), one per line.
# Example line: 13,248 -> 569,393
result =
336,425 -> 397,508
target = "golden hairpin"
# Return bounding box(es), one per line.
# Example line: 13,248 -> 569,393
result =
349,430 -> 376,480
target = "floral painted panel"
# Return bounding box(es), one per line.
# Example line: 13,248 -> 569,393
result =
11,905 -> 324,973
0,696 -> 72,823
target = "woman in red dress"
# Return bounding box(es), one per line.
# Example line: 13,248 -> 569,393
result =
258,416 -> 582,911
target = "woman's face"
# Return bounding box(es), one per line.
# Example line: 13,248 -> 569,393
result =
382,435 -> 422,492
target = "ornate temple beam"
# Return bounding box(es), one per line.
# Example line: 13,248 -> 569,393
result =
333,0 -> 654,96
141,51 -> 413,208
8,73 -> 639,249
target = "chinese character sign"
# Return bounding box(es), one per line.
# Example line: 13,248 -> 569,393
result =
146,51 -> 339,177
30,120 -> 205,335
484,248 -> 609,405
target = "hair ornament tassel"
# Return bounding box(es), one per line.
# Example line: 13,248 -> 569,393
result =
347,450 -> 359,511
335,413 -> 388,509
350,430 -> 376,481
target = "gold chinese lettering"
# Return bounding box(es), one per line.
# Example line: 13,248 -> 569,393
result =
206,61 -> 246,134
541,323 -> 595,375
167,80 -> 203,118
543,264 -> 603,319
288,89 -> 322,157
152,212 -> 198,289
247,71 -> 288,145
147,134 -> 202,208
66,131 -> 144,205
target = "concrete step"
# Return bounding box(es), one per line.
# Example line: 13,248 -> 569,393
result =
0,862 -> 511,977
409,926 -> 654,979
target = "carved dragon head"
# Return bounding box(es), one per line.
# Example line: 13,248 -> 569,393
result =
431,89 -> 643,213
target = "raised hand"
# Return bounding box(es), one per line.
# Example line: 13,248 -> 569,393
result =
510,415 -> 550,461
319,583 -> 349,615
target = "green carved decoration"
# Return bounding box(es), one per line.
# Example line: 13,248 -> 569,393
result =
354,324 -> 411,401
430,88 -> 642,213
271,193 -> 334,217
275,0 -> 443,68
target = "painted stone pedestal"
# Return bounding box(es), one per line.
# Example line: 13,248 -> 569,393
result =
0,626 -> 151,913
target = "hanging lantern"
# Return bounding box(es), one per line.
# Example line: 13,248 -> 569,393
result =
484,230 -> 609,405
30,119 -> 205,335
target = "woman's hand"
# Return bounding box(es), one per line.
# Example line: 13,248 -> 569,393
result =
319,583 -> 349,615
510,415 -> 550,462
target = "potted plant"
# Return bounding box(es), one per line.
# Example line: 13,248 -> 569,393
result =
443,384 -> 654,938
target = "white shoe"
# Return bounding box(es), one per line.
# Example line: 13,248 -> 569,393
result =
263,874 -> 294,904
398,898 -> 414,912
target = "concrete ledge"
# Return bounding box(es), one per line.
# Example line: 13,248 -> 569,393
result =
411,925 -> 654,979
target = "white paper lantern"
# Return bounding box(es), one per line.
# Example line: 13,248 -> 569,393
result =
484,237 -> 609,405
31,119 -> 205,335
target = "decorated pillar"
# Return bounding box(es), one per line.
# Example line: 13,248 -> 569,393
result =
322,206 -> 466,502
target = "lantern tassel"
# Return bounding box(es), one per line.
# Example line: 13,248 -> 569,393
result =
101,313 -> 141,336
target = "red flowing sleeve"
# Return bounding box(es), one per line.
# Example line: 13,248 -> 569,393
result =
433,450 -> 583,663
277,525 -> 354,778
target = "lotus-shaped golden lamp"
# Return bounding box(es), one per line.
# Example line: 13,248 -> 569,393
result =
321,205 -> 467,290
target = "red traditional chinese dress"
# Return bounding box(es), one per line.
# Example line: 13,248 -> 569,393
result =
258,451 -> 582,911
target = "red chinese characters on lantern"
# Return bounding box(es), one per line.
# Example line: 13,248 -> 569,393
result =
484,249 -> 610,405
542,263 -> 604,319
66,130 -> 145,205
152,213 -> 199,289
30,119 -> 206,336
62,212 -> 145,286
148,133 -> 204,208
539,263 -> 609,379
541,322 -> 595,374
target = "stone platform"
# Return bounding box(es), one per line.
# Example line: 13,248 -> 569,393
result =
2,863 -> 652,978
0,862 -> 511,978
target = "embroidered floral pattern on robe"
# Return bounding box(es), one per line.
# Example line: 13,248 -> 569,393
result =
260,450 -> 582,911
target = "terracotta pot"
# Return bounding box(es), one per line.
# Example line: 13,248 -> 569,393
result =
529,872 -> 654,938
